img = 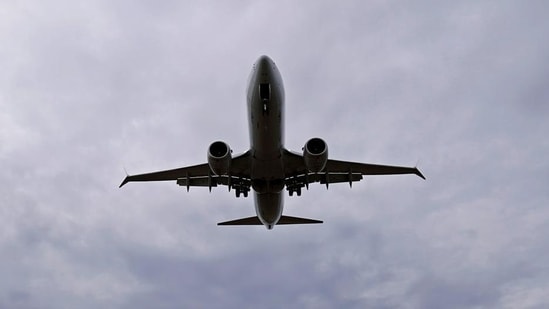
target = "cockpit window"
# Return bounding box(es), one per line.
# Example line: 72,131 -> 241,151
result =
259,83 -> 271,101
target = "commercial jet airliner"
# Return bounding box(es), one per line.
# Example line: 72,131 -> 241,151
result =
120,55 -> 425,229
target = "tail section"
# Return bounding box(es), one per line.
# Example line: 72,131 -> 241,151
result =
217,215 -> 323,226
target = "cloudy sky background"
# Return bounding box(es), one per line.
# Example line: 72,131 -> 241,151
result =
2,1 -> 549,308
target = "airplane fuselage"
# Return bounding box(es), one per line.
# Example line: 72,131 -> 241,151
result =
247,56 -> 286,229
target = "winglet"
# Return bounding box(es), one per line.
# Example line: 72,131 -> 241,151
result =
119,175 -> 130,188
415,167 -> 426,180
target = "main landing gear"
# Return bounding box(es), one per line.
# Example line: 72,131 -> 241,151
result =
235,188 -> 249,198
232,179 -> 250,198
288,186 -> 302,197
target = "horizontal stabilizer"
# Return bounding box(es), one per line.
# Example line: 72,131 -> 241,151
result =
277,215 -> 323,224
217,215 -> 323,226
218,216 -> 262,226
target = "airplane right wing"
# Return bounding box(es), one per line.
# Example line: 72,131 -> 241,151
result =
119,162 -> 211,188
120,151 -> 252,194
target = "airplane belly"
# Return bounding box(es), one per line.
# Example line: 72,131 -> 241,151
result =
254,192 -> 283,227
249,104 -> 283,157
248,95 -> 285,183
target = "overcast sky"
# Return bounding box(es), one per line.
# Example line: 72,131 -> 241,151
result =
2,1 -> 549,308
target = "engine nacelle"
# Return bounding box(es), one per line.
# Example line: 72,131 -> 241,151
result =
207,141 -> 232,175
303,138 -> 328,173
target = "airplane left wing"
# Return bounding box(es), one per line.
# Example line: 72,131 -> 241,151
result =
119,151 -> 252,189
324,159 -> 425,180
283,149 -> 424,179
282,149 -> 424,194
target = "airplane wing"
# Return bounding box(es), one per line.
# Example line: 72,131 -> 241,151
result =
324,159 -> 425,179
282,149 -> 424,193
119,151 -> 252,190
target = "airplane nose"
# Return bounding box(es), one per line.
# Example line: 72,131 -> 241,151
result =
257,55 -> 271,66
255,55 -> 273,74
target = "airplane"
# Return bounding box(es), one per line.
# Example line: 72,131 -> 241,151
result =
119,55 -> 425,229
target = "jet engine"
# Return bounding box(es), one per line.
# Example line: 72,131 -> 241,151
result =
303,138 -> 328,173
208,141 -> 232,175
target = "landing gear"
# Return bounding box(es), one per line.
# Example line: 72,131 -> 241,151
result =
288,186 -> 302,197
234,183 -> 249,198
236,189 -> 248,198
